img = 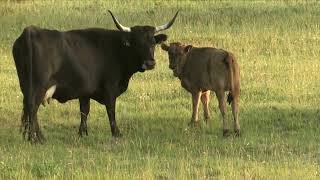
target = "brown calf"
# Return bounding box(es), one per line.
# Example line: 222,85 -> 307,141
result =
161,42 -> 240,136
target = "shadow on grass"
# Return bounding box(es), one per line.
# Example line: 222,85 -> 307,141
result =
1,104 -> 320,180
2,104 -> 319,148
241,104 -> 320,137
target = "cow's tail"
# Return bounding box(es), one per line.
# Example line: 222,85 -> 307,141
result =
25,27 -> 33,125
226,52 -> 235,105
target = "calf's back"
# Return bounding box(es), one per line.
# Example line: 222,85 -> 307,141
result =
181,47 -> 235,92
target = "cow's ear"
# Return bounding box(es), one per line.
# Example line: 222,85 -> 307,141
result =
161,43 -> 169,51
184,45 -> 193,53
154,34 -> 168,44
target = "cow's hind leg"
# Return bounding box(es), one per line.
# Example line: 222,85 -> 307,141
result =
20,105 -> 29,139
201,91 -> 210,124
215,90 -> 229,137
26,90 -> 46,143
28,103 -> 44,143
19,78 -> 46,142
188,91 -> 201,127
78,98 -> 90,137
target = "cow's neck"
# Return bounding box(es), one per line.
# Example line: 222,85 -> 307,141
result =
120,47 -> 142,76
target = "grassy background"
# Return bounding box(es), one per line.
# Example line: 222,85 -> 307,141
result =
1,0 -> 320,179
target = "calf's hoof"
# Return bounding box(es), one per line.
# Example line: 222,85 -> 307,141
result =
223,129 -> 230,137
204,118 -> 210,125
188,120 -> 200,127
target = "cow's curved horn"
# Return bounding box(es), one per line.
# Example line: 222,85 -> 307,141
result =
155,10 -> 180,33
108,10 -> 131,32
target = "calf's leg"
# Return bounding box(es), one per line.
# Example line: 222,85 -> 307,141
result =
201,91 -> 210,123
231,94 -> 240,136
188,91 -> 201,126
215,90 -> 229,137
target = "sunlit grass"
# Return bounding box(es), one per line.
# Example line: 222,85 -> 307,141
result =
0,0 -> 320,179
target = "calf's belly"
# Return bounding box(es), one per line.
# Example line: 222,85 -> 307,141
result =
181,78 -> 215,93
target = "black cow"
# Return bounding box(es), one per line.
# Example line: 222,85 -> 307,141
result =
12,10 -> 179,143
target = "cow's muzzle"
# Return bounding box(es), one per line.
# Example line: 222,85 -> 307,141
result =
141,60 -> 156,70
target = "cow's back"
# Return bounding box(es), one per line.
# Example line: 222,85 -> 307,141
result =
12,26 -> 125,103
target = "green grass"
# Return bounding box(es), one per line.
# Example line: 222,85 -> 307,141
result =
1,0 -> 320,179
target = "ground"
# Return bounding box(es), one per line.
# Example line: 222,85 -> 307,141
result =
0,1 -> 319,179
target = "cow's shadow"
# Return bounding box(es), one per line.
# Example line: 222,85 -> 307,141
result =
6,103 -> 320,147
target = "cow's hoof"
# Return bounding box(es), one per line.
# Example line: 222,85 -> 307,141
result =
112,133 -> 123,138
223,129 -> 230,137
234,129 -> 241,137
22,129 -> 28,140
21,124 -> 29,140
112,129 -> 122,138
28,131 -> 45,144
78,129 -> 88,137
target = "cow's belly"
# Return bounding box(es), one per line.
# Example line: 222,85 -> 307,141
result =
51,80 -> 128,104
52,87 -> 106,104
52,86 -> 83,103
51,81 -> 95,103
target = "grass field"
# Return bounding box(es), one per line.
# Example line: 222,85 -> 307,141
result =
1,0 -> 320,179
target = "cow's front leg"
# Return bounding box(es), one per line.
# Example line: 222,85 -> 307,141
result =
105,98 -> 122,137
188,91 -> 201,127
78,98 -> 90,137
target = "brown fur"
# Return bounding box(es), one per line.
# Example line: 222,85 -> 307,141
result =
161,42 -> 240,136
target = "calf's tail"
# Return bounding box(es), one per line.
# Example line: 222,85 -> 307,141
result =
225,52 -> 235,105
227,92 -> 233,105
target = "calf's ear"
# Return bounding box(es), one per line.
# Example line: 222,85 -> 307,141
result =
154,34 -> 168,44
161,43 -> 170,51
184,45 -> 193,53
